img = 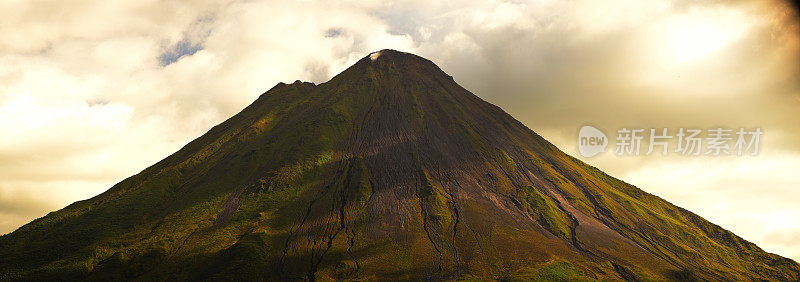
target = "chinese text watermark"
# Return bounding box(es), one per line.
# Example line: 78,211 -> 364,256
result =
578,126 -> 762,158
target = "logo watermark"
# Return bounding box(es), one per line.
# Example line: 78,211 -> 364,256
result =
578,125 -> 608,158
577,126 -> 762,158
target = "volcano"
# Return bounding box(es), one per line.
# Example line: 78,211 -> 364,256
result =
1,50 -> 798,281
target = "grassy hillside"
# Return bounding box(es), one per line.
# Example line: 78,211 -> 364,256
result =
1,50 -> 797,281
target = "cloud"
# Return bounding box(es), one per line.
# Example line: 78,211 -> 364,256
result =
0,0 -> 798,262
0,0 -> 418,235
622,153 -> 800,258
765,228 -> 800,259
413,0 -> 800,154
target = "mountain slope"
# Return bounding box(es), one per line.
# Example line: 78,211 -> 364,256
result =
1,49 -> 798,281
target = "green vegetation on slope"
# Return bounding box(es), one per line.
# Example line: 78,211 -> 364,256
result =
1,50 -> 798,281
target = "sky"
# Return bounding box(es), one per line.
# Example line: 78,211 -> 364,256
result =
0,0 -> 798,261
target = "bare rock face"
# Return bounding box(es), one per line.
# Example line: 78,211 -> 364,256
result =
1,50 -> 798,281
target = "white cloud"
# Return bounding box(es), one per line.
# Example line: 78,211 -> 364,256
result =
622,153 -> 800,260
0,0 -> 419,238
0,0 -> 798,264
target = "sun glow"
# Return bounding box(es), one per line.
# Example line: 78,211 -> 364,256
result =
630,6 -> 760,91
651,7 -> 752,65
667,20 -> 735,64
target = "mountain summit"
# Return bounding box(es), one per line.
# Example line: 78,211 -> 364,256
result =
1,50 -> 798,280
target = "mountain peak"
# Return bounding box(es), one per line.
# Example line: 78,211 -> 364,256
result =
362,49 -> 436,69
367,49 -> 407,61
368,50 -> 385,61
